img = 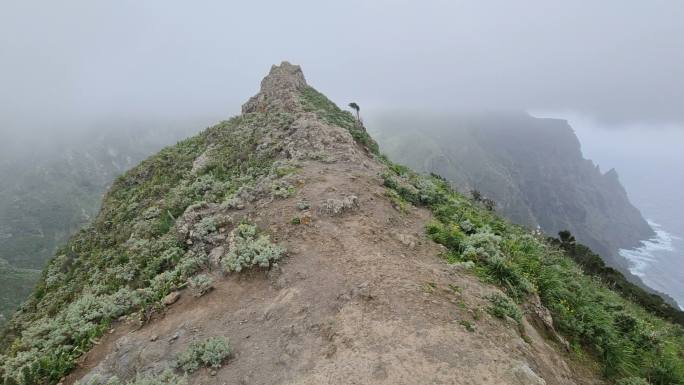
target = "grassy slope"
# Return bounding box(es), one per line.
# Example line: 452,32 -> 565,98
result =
381,164 -> 684,384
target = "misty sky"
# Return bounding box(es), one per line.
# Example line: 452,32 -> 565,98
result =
2,0 -> 683,138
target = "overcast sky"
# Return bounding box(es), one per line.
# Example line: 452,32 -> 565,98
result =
1,0 -> 683,136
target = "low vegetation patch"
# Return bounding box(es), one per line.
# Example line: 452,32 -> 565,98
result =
188,274 -> 214,297
382,160 -> 684,384
487,293 -> 522,325
221,223 -> 285,273
174,337 -> 231,373
459,319 -> 475,332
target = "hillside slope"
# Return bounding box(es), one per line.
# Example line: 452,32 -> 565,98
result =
2,63 -> 682,385
0,123 -> 198,323
368,113 -> 653,271
0,259 -> 39,326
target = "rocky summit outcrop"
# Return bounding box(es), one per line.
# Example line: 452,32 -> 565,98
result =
9,62 -> 680,385
242,61 -> 308,114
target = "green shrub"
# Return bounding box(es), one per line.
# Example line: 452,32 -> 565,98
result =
188,274 -> 214,297
221,224 -> 285,273
194,217 -> 217,238
271,180 -> 294,199
174,337 -> 231,373
487,293 -> 522,325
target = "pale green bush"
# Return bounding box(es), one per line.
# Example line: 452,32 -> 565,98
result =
462,230 -> 502,261
190,174 -> 231,202
174,337 -> 231,373
106,263 -> 137,283
150,270 -> 178,296
459,219 -> 474,233
44,254 -> 69,288
188,274 -> 214,297
487,293 -> 522,325
221,224 -> 284,273
271,179 -> 294,198
177,252 -> 207,280
142,206 -> 162,220
194,216 -> 217,237
319,196 -> 358,216
221,196 -> 244,210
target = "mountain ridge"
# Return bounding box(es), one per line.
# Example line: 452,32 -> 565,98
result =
2,63 -> 683,385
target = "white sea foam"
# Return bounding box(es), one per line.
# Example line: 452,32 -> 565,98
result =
619,220 -> 680,277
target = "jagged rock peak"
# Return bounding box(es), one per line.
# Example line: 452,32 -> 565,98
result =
241,61 -> 308,114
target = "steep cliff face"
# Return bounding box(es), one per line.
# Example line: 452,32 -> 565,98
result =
369,112 -> 654,269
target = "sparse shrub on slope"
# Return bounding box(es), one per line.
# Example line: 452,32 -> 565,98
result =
487,293 -> 522,325
221,223 -> 285,273
188,274 -> 214,297
174,337 -> 231,373
382,161 -> 684,384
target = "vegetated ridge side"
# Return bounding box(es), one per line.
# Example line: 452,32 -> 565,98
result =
0,123 -> 199,324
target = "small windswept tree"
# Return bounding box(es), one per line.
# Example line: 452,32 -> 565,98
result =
348,102 -> 360,121
558,230 -> 576,246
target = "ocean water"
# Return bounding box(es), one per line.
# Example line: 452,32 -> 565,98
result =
619,221 -> 684,309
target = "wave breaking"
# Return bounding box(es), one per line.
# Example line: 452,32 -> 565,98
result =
619,220 -> 680,277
